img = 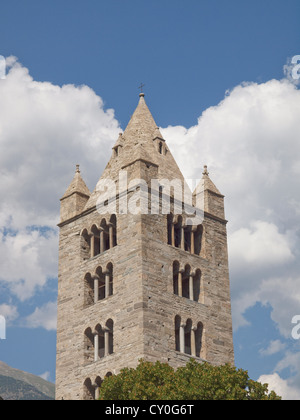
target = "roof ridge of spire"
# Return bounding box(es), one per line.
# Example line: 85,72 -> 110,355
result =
123,92 -> 158,143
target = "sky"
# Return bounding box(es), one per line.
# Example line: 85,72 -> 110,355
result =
0,0 -> 299,399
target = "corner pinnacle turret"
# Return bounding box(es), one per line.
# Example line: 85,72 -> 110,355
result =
59,165 -> 91,223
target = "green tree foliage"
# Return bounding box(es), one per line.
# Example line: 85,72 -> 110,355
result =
98,359 -> 281,400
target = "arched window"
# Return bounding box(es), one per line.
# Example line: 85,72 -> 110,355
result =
106,319 -> 114,356
174,317 -> 204,358
84,273 -> 94,307
94,377 -> 103,401
109,215 -> 117,248
175,315 -> 181,352
84,328 -> 94,364
81,229 -> 91,260
95,324 -> 105,360
195,322 -> 204,358
83,378 -> 95,400
173,261 -> 180,295
173,264 -> 201,303
167,214 -> 174,246
106,263 -> 113,297
182,265 -> 191,299
184,226 -> 192,252
100,219 -> 109,253
174,216 -> 183,248
85,264 -> 113,306
193,269 -> 201,302
95,267 -> 105,301
194,225 -> 203,256
91,224 -> 100,257
185,319 -> 193,355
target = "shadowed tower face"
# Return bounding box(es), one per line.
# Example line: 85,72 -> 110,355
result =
55,93 -> 234,400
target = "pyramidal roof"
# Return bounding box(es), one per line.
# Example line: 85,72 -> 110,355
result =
61,165 -> 91,201
84,93 -> 187,210
193,166 -> 223,197
123,93 -> 158,143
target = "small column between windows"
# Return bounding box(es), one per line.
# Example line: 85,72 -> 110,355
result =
180,323 -> 186,353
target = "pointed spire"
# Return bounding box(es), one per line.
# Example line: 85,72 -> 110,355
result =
194,165 -> 223,197
61,164 -> 91,201
83,94 -> 188,211
60,165 -> 91,223
123,93 -> 158,144
193,165 -> 225,219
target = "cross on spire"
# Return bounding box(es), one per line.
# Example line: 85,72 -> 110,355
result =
138,83 -> 145,94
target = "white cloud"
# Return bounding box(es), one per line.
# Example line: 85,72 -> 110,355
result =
0,57 -> 120,301
25,301 -> 57,331
0,56 -> 120,230
39,371 -> 51,381
258,342 -> 300,400
162,74 -> 300,336
0,228 -> 58,301
162,72 -> 300,396
258,277 -> 300,338
259,340 -> 286,356
0,303 -> 18,323
229,221 -> 294,268
258,372 -> 300,400
0,53 -> 299,356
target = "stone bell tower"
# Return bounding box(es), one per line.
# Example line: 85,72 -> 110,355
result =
55,93 -> 234,400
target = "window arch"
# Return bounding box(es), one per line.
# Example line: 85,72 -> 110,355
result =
174,315 -> 181,352
184,319 -> 193,355
182,264 -> 191,299
95,266 -> 105,301
106,319 -> 114,356
91,224 -> 100,257
184,226 -> 192,252
195,322 -> 204,358
84,319 -> 114,365
193,269 -> 201,303
84,273 -> 94,307
83,376 -> 103,401
194,225 -> 203,256
95,323 -> 105,360
81,228 -> 91,260
175,317 -> 204,359
167,215 -> 203,257
174,216 -> 183,248
172,261 -> 180,295
167,214 -> 174,246
100,219 -> 109,253
83,378 -> 95,400
84,327 -> 94,364
84,264 -> 114,307
82,216 -> 118,261
106,263 -> 113,297
173,263 -> 201,302
109,215 -> 117,248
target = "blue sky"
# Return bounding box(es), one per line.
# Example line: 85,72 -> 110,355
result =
1,0 -> 299,126
0,0 -> 300,398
